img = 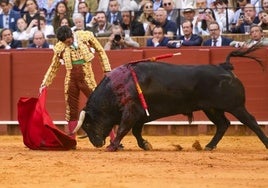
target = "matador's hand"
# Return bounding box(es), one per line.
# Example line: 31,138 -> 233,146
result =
39,85 -> 46,94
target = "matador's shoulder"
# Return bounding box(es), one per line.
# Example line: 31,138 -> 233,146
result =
76,30 -> 95,42
53,41 -> 66,54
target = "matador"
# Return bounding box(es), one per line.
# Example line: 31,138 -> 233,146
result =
40,26 -> 111,139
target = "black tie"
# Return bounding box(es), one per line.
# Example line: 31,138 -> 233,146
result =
213,40 -> 217,46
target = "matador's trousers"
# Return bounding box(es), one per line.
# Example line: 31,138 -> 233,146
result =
64,64 -> 97,121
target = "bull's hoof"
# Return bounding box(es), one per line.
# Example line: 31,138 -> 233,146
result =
204,145 -> 216,151
106,144 -> 118,152
142,140 -> 153,151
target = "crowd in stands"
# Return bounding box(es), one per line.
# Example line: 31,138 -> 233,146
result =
1,0 -> 268,50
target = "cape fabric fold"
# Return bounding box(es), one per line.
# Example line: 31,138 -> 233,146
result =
17,88 -> 77,150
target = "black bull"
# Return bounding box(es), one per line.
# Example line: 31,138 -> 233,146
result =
75,48 -> 268,151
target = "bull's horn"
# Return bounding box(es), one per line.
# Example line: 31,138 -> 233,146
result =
72,110 -> 85,134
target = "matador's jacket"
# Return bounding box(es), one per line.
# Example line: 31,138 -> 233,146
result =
41,30 -> 111,121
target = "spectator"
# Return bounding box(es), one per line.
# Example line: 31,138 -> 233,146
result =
38,8 -> 47,18
52,1 -> 72,33
261,0 -> 268,12
28,30 -> 49,48
137,0 -> 151,8
88,11 -> 112,37
195,0 -> 223,31
13,17 -> 33,40
120,8 -> 145,36
195,8 -> 216,35
23,0 -> 39,27
0,0 -> 21,31
106,0 -> 122,24
154,8 -> 177,38
78,1 -> 92,26
71,12 -> 90,31
137,0 -> 155,36
179,6 -> 197,35
12,0 -> 28,16
0,28 -> 22,49
258,10 -> 268,30
231,3 -> 259,33
104,22 -> 140,50
203,21 -> 233,46
31,16 -> 55,38
67,0 -> 98,15
181,6 -> 196,23
232,0 -> 250,25
146,25 -> 169,47
36,0 -> 60,25
195,8 -> 222,35
59,16 -> 72,27
213,0 -> 234,33
167,20 -> 203,48
162,0 -> 179,27
196,0 -> 208,9
230,24 -> 268,48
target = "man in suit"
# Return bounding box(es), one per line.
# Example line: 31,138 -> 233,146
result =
106,0 -> 122,24
78,1 -> 93,26
203,21 -> 233,46
28,30 -> 49,48
0,0 -> 21,31
230,24 -> 268,48
146,26 -> 170,47
0,28 -> 22,49
167,20 -> 203,48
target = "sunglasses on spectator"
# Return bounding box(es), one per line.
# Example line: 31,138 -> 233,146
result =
163,2 -> 171,6
145,5 -> 153,9
205,11 -> 212,14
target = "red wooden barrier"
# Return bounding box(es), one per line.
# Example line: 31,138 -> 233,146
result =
0,47 -> 267,124
0,52 -> 12,120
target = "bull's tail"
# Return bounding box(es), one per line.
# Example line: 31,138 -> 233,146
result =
221,43 -> 264,71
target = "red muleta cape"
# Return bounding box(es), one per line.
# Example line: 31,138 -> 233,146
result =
17,88 -> 76,150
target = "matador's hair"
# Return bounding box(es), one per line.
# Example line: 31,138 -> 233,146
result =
57,26 -> 73,42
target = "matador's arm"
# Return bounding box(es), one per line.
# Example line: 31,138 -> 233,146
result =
77,30 -> 111,72
41,41 -> 65,87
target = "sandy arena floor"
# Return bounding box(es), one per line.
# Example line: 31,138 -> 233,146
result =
1,135 -> 268,188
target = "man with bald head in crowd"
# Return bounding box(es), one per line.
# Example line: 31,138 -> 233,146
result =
154,7 -> 177,38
